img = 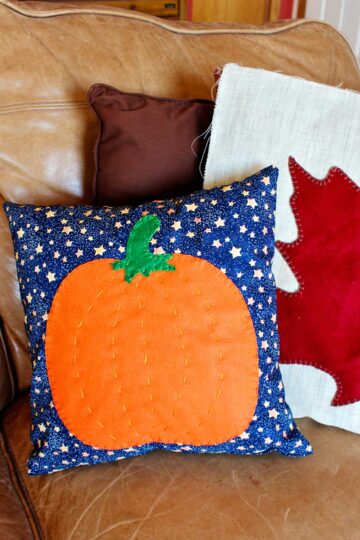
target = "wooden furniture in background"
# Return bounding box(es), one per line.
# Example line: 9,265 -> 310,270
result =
21,0 -> 308,21
191,0 -> 279,24
28,0 -> 181,18
99,0 -> 179,17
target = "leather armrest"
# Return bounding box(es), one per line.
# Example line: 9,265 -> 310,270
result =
0,318 -> 15,412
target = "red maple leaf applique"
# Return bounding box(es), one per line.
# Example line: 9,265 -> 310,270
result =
277,157 -> 360,406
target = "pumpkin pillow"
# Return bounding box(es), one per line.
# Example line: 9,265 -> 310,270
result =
4,166 -> 311,475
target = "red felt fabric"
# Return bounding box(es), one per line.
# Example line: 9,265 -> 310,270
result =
277,157 -> 360,406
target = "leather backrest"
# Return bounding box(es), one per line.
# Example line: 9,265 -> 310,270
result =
0,0 -> 359,400
0,320 -> 15,411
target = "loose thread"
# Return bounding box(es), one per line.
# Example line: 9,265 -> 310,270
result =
190,121 -> 212,157
198,136 -> 212,181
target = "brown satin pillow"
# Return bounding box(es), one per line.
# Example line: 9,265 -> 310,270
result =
88,84 -> 214,205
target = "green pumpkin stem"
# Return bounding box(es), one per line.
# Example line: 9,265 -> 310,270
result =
112,215 -> 175,283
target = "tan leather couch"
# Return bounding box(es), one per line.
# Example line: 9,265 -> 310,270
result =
0,1 -> 359,538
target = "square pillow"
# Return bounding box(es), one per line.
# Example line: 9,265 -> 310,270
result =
205,63 -> 360,433
4,166 -> 311,475
88,84 -> 214,205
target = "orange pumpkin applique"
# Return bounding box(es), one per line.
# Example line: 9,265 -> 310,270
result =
45,215 -> 259,450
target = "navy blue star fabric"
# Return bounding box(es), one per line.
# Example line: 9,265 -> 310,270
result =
4,166 -> 312,475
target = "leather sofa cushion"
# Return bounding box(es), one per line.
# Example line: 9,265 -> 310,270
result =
2,393 -> 360,540
1,0 -> 359,394
0,432 -> 33,539
88,84 -> 214,205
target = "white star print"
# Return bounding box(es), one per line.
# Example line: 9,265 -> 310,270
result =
185,203 -> 198,212
46,272 -> 56,283
215,217 -> 225,227
171,221 -> 182,231
268,408 -> 279,419
230,246 -> 241,258
247,198 -> 257,209
94,245 -> 106,256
